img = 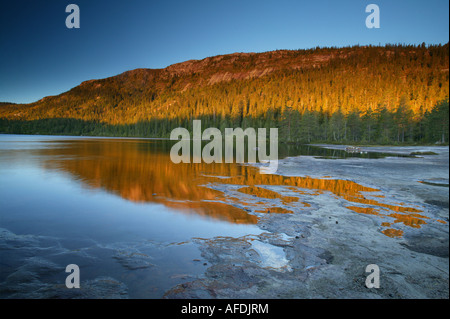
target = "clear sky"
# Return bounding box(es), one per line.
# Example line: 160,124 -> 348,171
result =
1,0 -> 448,104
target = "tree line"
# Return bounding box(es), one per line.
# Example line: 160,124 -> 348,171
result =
0,99 -> 447,145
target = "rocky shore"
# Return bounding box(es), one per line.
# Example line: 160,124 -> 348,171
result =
1,145 -> 448,299
165,146 -> 449,298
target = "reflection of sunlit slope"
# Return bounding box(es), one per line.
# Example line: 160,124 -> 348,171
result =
45,141 -> 212,199
40,140 -> 445,235
237,186 -> 298,204
381,229 -> 404,238
346,206 -> 431,237
164,201 -> 258,224
205,170 -> 441,237
41,140 -> 256,224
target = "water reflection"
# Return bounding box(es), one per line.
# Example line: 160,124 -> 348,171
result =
38,139 -> 255,224
30,137 -> 443,237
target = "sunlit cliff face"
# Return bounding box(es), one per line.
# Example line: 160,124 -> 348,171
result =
40,139 -> 444,237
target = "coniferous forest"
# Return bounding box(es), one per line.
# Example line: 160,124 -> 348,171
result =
0,44 -> 448,145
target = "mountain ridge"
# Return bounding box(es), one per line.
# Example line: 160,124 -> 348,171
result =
0,46 -> 378,106
0,43 -> 448,144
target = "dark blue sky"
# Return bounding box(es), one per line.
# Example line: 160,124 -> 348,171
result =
1,0 -> 448,103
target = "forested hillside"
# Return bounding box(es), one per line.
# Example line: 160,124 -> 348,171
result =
0,43 -> 448,144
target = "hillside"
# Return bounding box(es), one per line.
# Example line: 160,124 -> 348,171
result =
0,43 -> 449,144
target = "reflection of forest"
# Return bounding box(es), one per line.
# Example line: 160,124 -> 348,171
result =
39,139 -> 442,235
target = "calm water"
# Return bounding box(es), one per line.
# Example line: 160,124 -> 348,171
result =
0,134 -> 267,298
0,134 -> 432,298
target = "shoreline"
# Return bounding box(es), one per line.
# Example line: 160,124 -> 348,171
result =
165,145 -> 449,298
0,133 -> 447,148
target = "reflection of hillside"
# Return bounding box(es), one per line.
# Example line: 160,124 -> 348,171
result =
164,201 -> 258,224
39,139 -> 441,235
41,140 -> 255,224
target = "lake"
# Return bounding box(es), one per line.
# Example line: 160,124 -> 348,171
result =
0,134 -> 268,297
0,134 -> 448,298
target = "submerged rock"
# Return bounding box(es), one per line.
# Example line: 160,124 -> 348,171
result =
113,249 -> 155,270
